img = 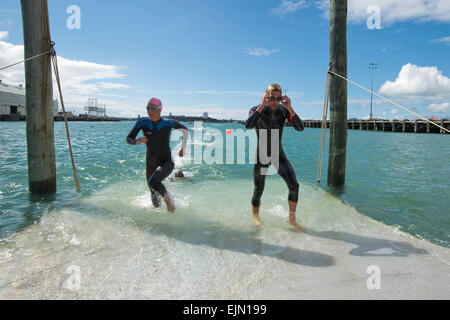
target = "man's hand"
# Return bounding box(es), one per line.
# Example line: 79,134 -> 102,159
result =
178,147 -> 185,157
257,93 -> 270,113
281,95 -> 292,108
282,95 -> 295,115
136,136 -> 148,145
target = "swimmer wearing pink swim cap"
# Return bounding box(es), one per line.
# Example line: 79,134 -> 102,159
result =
147,97 -> 162,109
126,97 -> 189,213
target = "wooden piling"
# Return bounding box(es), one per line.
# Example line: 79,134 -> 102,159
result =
327,0 -> 348,186
21,0 -> 56,194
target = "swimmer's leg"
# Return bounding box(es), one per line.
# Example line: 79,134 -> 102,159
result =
278,153 -> 305,232
151,189 -> 161,207
148,160 -> 175,212
251,163 -> 267,227
146,166 -> 161,207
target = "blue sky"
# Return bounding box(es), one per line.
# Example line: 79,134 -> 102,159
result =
0,0 -> 449,119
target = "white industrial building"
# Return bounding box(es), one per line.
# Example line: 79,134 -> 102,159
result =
0,80 -> 59,118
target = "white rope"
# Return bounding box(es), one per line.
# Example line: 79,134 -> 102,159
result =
0,50 -> 52,71
328,69 -> 450,134
317,69 -> 331,184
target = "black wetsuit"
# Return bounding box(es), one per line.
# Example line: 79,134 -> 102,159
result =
127,117 -> 188,207
245,105 -> 304,207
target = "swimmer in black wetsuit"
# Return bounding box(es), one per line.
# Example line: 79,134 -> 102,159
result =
126,97 -> 189,213
245,84 -> 305,232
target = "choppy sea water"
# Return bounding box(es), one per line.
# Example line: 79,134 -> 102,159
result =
0,121 -> 449,298
0,121 -> 449,246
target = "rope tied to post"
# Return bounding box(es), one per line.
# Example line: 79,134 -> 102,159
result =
50,40 -> 81,192
316,63 -> 449,185
328,69 -> 450,134
0,41 -> 81,192
316,63 -> 332,184
0,49 -> 53,72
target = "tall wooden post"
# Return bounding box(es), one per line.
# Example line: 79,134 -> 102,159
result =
327,0 -> 348,186
21,0 -> 56,194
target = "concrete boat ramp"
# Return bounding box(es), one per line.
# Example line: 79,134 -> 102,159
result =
0,185 -> 448,300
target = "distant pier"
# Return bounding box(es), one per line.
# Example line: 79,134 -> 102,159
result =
298,120 -> 449,134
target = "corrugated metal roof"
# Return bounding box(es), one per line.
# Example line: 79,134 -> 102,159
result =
0,82 -> 26,95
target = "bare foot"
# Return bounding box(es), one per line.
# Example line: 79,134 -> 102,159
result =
251,205 -> 262,227
289,212 -> 305,233
164,195 -> 175,213
253,214 -> 262,227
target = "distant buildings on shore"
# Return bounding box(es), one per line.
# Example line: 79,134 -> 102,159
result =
0,80 -> 59,120
2,79 -> 444,123
0,82 -> 119,121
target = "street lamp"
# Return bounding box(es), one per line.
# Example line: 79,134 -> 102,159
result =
369,62 -> 378,120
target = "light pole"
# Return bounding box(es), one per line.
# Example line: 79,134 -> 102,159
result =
369,62 -> 377,120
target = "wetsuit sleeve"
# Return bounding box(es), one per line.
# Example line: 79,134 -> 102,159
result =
174,122 -> 189,149
245,106 -> 259,129
126,121 -> 141,145
284,107 -> 304,131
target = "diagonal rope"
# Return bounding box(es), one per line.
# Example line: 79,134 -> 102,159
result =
0,50 -> 52,71
328,69 -> 450,134
317,68 -> 331,184
50,42 -> 81,192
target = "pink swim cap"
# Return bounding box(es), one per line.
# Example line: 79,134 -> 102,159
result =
147,97 -> 162,108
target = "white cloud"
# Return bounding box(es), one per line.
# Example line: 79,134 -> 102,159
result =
0,38 -> 132,115
270,0 -> 308,17
430,36 -> 450,46
391,109 -> 399,115
244,47 -> 280,56
379,63 -> 450,99
317,0 -> 450,24
427,102 -> 450,113
0,31 -> 8,40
